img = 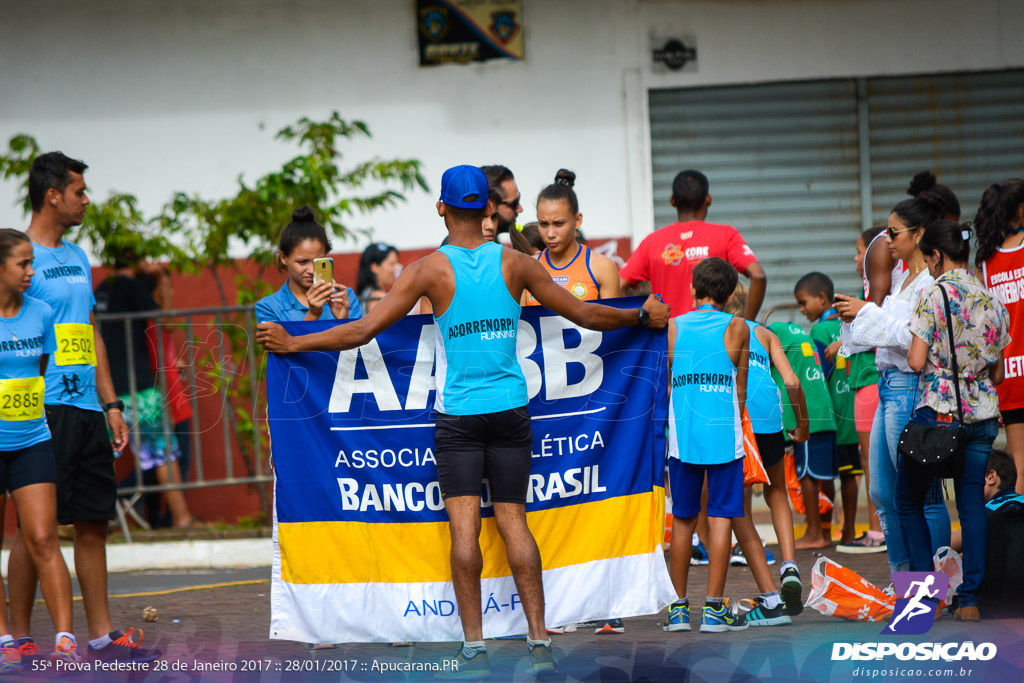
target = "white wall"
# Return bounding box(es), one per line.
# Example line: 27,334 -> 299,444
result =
1,0 -> 1022,258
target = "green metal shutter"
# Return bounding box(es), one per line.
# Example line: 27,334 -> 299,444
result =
868,70 -> 1024,224
649,80 -> 863,313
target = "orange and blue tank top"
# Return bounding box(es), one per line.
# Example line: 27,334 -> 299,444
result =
527,244 -> 600,304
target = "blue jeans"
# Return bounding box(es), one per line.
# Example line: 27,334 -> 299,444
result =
869,369 -> 951,573
895,407 -> 997,607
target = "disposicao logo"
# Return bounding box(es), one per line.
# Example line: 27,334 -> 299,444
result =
883,571 -> 949,635
831,571 -> 997,663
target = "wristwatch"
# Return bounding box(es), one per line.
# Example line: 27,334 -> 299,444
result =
637,307 -> 650,327
103,400 -> 125,413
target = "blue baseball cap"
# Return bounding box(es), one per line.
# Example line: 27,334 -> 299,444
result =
439,165 -> 489,209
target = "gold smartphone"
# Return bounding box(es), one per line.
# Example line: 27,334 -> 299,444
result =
313,257 -> 334,285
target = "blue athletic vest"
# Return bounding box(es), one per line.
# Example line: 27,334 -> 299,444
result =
433,243 -> 527,416
668,307 -> 743,465
745,321 -> 783,434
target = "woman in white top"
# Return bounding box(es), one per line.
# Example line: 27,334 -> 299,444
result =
836,193 -> 952,574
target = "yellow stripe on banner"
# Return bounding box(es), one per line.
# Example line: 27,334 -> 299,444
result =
280,489 -> 665,585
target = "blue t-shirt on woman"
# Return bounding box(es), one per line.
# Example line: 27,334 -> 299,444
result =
0,295 -> 57,450
255,281 -> 363,324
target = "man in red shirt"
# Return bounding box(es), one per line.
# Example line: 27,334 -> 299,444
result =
620,170 -> 767,320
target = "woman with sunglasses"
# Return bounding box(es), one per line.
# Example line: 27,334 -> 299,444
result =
835,193 -> 952,575
975,178 -> 1024,494
900,220 -> 1008,621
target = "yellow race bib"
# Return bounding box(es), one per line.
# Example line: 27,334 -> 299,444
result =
0,376 -> 44,421
54,323 -> 97,366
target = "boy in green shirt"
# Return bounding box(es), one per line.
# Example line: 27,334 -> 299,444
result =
795,272 -> 862,546
769,310 -> 837,550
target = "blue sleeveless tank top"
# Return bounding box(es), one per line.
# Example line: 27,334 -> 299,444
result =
668,307 -> 743,465
433,242 -> 528,416
745,321 -> 783,434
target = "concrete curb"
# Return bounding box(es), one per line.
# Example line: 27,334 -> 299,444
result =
0,538 -> 273,576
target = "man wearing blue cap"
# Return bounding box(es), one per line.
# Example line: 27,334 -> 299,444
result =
258,165 -> 670,677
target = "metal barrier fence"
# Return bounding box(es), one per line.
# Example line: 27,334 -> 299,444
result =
94,305 -> 271,541
93,300 -> 801,541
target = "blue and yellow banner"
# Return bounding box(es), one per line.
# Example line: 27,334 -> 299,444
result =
268,298 -> 675,643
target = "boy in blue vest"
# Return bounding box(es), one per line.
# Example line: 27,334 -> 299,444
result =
663,257 -> 752,633
258,165 -> 670,677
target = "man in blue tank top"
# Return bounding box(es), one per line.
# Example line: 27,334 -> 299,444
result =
259,165 -> 670,677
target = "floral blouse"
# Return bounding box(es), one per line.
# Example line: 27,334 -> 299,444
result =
909,269 -> 1010,422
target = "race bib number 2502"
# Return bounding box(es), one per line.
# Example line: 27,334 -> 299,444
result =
54,323 -> 96,367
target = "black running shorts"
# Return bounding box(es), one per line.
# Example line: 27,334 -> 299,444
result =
753,430 -> 786,469
0,439 -> 57,493
434,407 -> 533,504
46,405 -> 117,525
837,443 -> 864,476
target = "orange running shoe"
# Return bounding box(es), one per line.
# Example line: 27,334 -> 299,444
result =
49,635 -> 81,664
17,638 -> 43,669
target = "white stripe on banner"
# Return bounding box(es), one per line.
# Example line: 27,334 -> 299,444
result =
328,407 -> 607,431
269,551 -> 676,644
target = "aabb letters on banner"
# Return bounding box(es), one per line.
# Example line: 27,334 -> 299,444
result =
268,297 -> 675,643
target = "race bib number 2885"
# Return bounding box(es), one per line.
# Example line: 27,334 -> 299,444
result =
0,376 -> 44,421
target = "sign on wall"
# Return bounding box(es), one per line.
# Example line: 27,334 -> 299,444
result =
651,36 -> 698,73
417,0 -> 525,66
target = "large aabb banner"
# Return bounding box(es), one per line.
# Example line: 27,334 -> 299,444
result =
267,298 -> 675,643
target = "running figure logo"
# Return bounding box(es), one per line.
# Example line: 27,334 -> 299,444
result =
58,374 -> 83,400
882,571 -> 949,635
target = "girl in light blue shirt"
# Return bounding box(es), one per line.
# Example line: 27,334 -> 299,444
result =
255,206 -> 362,324
0,229 -> 77,665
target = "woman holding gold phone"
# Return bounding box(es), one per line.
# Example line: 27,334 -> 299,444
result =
255,206 -> 362,324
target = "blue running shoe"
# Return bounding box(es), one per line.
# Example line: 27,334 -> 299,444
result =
700,604 -> 748,633
691,533 -> 710,566
663,602 -> 691,632
732,542 -> 776,566
744,598 -> 792,626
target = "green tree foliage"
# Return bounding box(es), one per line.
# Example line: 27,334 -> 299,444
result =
0,113 -> 427,520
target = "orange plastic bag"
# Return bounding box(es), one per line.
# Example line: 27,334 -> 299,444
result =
784,450 -> 833,515
805,556 -> 894,622
742,408 -> 769,487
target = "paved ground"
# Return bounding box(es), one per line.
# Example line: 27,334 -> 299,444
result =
16,547 -> 1024,683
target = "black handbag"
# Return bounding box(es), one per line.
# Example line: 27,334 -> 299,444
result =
897,285 -> 967,479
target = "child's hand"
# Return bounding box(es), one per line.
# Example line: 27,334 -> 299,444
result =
824,340 -> 842,362
787,425 -> 809,443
